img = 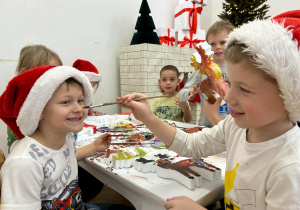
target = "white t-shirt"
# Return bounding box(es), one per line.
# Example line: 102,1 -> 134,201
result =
169,116 -> 300,209
0,133 -> 85,210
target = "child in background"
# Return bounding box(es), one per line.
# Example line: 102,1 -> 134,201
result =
0,65 -> 134,210
15,44 -> 63,75
117,11 -> 300,209
73,59 -> 102,116
151,65 -> 192,123
178,20 -> 234,126
7,44 -> 63,153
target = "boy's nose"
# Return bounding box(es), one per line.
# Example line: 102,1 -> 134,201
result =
215,43 -> 221,49
73,103 -> 83,112
224,88 -> 235,105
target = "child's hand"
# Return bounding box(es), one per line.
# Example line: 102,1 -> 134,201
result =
93,133 -> 111,152
88,108 -> 102,116
164,196 -> 207,210
188,82 -> 201,100
92,110 -> 102,116
203,97 -> 223,125
174,96 -> 188,108
116,93 -> 153,121
77,133 -> 111,161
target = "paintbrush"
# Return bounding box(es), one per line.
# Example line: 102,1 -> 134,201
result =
107,134 -> 130,137
83,94 -> 169,109
110,142 -> 138,145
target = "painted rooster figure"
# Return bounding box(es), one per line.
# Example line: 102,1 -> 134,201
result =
191,43 -> 227,103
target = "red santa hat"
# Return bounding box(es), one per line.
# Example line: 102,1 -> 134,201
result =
226,10 -> 300,122
272,10 -> 300,49
73,59 -> 102,82
0,65 -> 93,139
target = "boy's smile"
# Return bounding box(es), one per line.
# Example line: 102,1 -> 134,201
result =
224,62 -> 292,141
229,109 -> 245,118
158,70 -> 180,97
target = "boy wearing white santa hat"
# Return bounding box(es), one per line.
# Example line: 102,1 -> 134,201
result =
117,10 -> 300,209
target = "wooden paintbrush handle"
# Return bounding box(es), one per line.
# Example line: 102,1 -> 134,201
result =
85,94 -> 169,108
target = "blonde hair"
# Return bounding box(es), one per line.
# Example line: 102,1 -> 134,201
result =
224,41 -> 277,85
16,45 -> 63,75
206,20 -> 234,41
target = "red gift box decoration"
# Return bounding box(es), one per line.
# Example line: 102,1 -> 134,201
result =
178,31 -> 205,48
158,28 -> 176,46
175,2 -> 203,34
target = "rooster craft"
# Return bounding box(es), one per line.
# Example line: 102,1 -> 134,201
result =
191,42 -> 227,103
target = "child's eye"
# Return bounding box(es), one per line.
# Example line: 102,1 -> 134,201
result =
240,87 -> 250,93
221,41 -> 226,45
210,43 -> 215,46
225,80 -> 231,87
62,101 -> 70,104
78,99 -> 84,104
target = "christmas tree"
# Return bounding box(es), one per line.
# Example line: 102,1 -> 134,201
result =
218,0 -> 270,28
130,0 -> 160,45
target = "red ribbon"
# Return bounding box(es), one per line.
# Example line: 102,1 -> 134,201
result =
183,0 -> 203,2
175,2 -> 203,34
189,93 -> 201,103
178,31 -> 205,48
158,28 -> 175,46
83,123 -> 98,134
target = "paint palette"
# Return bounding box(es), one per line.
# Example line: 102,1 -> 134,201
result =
98,122 -> 137,132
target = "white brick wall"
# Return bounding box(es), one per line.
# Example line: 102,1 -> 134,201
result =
119,43 -> 201,124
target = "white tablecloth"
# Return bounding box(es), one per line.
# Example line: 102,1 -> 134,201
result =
77,115 -> 226,210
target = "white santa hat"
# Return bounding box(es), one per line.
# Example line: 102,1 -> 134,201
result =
226,10 -> 300,122
0,65 -> 93,139
73,59 -> 102,82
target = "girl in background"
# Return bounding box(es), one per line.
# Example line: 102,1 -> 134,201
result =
8,44 -> 62,152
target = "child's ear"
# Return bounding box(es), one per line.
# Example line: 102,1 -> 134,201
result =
158,79 -> 161,85
39,114 -> 43,121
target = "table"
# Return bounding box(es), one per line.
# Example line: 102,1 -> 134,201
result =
77,114 -> 226,210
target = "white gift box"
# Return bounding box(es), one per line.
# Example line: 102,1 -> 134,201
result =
192,41 -> 213,62
155,27 -> 176,46
179,0 -> 207,6
175,1 -> 203,32
177,29 -> 205,48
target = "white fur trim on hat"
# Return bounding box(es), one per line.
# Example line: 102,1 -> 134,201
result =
227,20 -> 300,122
83,71 -> 102,82
16,66 -> 93,136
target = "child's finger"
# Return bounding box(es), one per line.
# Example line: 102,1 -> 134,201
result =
164,200 -> 173,209
215,97 -> 222,105
188,92 -> 195,100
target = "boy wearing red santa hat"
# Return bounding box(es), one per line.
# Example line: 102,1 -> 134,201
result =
0,66 -> 133,210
